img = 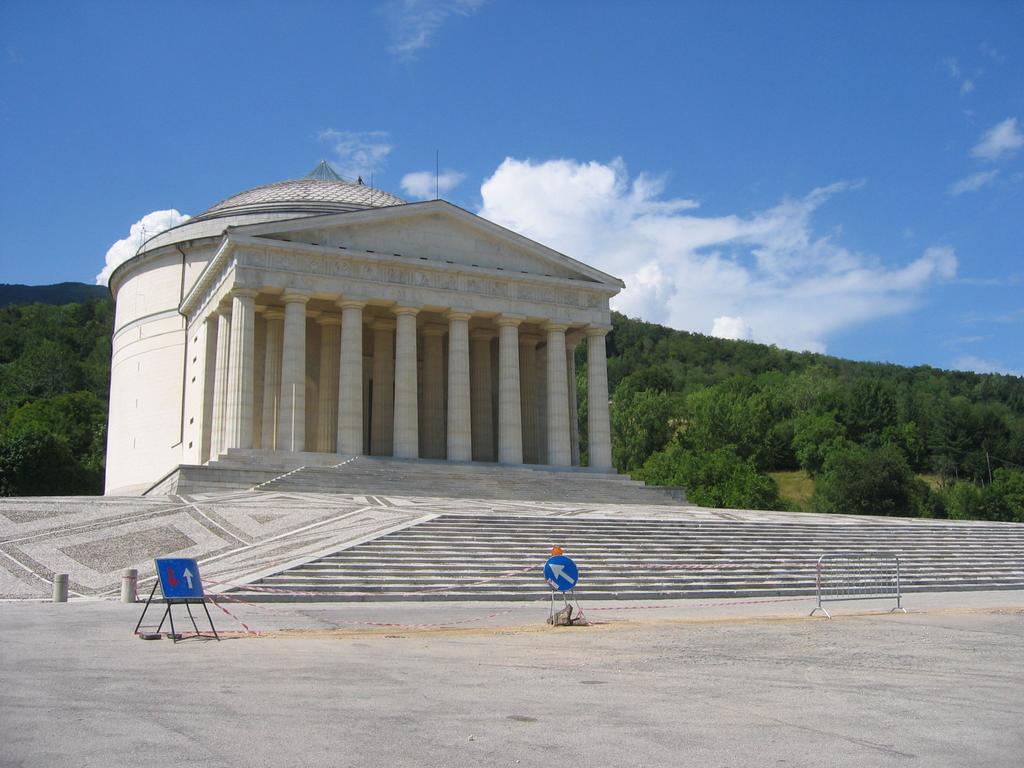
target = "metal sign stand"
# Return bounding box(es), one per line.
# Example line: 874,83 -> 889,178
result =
134,581 -> 219,642
134,558 -> 220,642
544,554 -> 584,626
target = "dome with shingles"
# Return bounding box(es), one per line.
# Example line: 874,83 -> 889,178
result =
192,161 -> 406,222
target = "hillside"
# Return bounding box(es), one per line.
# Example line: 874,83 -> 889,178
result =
600,312 -> 1024,521
0,298 -> 1021,522
0,282 -> 108,308
0,297 -> 113,494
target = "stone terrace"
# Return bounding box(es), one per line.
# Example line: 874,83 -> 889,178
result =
3,483 -> 1023,603
150,451 -> 686,505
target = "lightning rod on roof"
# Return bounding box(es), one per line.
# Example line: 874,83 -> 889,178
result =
435,149 -> 439,200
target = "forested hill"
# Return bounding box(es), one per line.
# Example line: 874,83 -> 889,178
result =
0,298 -> 113,494
0,282 -> 107,309
0,298 -> 1022,523
601,312 -> 1024,521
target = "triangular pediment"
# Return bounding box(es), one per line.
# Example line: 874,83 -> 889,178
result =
227,201 -> 623,288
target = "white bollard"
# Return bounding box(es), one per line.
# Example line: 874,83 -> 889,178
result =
52,573 -> 69,603
121,568 -> 138,603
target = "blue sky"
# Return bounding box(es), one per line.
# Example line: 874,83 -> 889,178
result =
1,1 -> 1022,374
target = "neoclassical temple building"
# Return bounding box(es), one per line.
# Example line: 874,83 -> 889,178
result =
105,163 -> 623,495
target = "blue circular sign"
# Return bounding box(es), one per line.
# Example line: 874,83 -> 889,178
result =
544,555 -> 579,592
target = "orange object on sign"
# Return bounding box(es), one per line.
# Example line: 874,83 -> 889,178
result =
550,546 -> 564,556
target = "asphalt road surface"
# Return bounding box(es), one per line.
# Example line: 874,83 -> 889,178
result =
1,592 -> 1022,767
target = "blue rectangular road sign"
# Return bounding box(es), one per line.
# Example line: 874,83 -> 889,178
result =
155,558 -> 205,599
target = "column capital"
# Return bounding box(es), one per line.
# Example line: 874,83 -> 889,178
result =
282,290 -> 311,305
446,308 -> 474,322
566,329 -> 585,347
317,312 -> 343,327
393,305 -> 421,318
337,298 -> 367,311
213,303 -> 232,317
496,314 -> 525,327
518,332 -> 541,348
422,322 -> 448,337
372,318 -> 396,331
263,308 -> 285,321
231,288 -> 259,299
543,321 -> 570,334
585,324 -> 613,337
470,328 -> 497,342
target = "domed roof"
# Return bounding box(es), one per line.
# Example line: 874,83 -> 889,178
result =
192,161 -> 406,223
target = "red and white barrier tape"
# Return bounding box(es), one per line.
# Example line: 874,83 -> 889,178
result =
208,595 -> 262,636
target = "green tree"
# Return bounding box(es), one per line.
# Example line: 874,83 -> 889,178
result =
991,468 -> 1024,524
6,392 -> 106,458
638,444 -> 782,510
610,389 -> 683,472
811,443 -> 929,517
791,412 -> 846,475
0,427 -> 86,496
942,481 -> 985,521
842,378 -> 898,444
880,421 -> 927,472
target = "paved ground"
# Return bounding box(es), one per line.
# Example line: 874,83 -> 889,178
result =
2,591 -> 1022,767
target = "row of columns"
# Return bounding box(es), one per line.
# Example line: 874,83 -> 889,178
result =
207,293 -> 613,470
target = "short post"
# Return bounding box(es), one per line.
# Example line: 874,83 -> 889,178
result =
52,573 -> 69,603
121,568 -> 138,603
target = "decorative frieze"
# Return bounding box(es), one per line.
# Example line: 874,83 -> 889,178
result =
185,239 -> 615,329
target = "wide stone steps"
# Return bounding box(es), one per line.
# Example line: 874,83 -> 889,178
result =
226,513 -> 1024,602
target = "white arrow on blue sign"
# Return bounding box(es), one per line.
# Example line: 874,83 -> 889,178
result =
155,557 -> 205,599
544,555 -> 579,592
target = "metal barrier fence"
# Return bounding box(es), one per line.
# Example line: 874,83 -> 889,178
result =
810,553 -> 906,618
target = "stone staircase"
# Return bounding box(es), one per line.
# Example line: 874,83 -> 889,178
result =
226,513 -> 1024,602
150,451 -> 687,505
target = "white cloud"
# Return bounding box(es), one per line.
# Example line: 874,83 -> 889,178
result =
971,117 -> 1024,160
945,58 -> 974,95
947,169 -> 999,196
400,169 -> 466,199
95,209 -> 190,286
711,316 -> 753,341
316,129 -> 393,179
478,157 -> 957,353
385,0 -> 485,59
951,355 -> 1022,377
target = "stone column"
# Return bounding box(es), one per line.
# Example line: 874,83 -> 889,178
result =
566,331 -> 582,466
278,291 -> 309,452
470,328 -> 495,462
371,318 -> 396,456
259,308 -> 284,450
224,290 -> 257,450
446,310 -> 472,462
421,323 -> 447,459
251,310 -> 266,450
210,307 -> 232,459
316,313 -> 342,452
336,300 -> 365,455
518,333 -> 540,464
586,326 -> 614,471
536,344 -> 548,465
497,316 -> 524,464
544,323 -> 571,466
392,307 -> 420,458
